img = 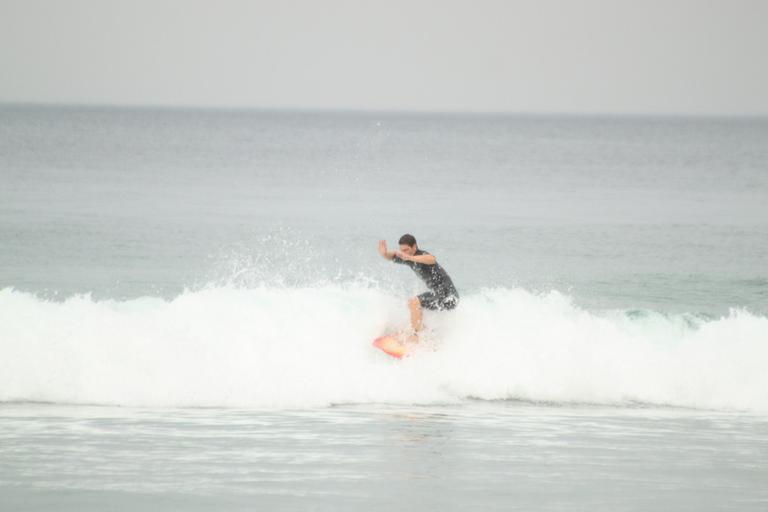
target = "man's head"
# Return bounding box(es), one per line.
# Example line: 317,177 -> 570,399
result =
398,233 -> 417,255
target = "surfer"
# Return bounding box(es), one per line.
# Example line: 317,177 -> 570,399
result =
378,234 -> 459,342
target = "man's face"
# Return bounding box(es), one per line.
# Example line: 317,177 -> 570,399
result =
400,244 -> 417,256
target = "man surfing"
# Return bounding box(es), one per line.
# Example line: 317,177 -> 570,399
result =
378,234 -> 459,342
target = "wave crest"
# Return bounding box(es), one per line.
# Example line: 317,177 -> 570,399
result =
1,285 -> 766,411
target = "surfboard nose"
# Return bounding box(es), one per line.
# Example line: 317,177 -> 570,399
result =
372,335 -> 407,359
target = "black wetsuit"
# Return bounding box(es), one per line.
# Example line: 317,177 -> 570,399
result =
392,249 -> 459,310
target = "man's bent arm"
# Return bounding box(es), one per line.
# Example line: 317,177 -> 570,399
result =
405,253 -> 436,265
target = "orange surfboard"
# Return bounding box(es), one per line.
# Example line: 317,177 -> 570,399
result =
372,335 -> 409,359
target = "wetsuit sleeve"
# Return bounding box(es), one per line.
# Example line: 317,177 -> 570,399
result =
392,255 -> 405,264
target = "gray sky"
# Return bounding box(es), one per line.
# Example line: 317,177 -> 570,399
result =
1,0 -> 766,115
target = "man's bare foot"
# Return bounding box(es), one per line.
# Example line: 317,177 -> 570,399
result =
406,332 -> 419,344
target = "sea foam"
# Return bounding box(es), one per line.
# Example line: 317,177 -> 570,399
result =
1,285 -> 766,411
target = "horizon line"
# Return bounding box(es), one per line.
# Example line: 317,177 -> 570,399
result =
1,100 -> 767,120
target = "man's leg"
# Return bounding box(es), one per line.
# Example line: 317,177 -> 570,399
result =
407,296 -> 423,342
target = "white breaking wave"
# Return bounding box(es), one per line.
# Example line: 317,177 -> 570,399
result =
0,285 -> 766,411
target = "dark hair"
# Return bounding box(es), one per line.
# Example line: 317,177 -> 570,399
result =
398,234 -> 417,247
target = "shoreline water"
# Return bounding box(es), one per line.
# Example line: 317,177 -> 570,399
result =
2,401 -> 767,511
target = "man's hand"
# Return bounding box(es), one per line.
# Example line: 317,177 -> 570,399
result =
378,240 -> 387,257
394,251 -> 411,261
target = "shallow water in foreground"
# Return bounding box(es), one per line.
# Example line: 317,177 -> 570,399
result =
1,402 -> 767,511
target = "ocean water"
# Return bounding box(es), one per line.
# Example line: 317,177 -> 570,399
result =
1,105 -> 767,510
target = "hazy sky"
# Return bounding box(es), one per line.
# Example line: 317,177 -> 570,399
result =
1,0 -> 766,115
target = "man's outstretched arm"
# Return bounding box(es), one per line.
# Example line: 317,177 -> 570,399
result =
378,240 -> 396,260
